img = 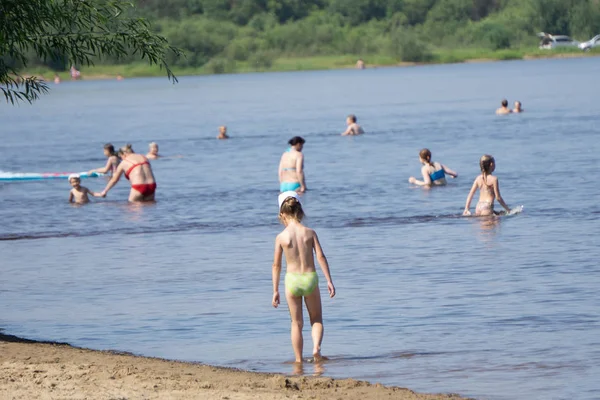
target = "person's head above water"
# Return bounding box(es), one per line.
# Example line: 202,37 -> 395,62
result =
514,101 -> 522,111
148,142 -> 158,154
104,143 -> 116,157
480,154 -> 495,176
419,148 -> 433,166
288,136 -> 305,150
278,191 -> 304,224
68,174 -> 81,186
347,114 -> 357,124
118,144 -> 134,158
501,99 -> 508,107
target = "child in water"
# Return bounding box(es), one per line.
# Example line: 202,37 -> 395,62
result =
272,191 -> 335,363
217,126 -> 229,140
146,142 -> 161,160
68,174 -> 104,204
88,143 -> 119,176
409,148 -> 458,186
463,155 -> 511,216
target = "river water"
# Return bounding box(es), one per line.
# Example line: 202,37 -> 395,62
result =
1,57 -> 599,400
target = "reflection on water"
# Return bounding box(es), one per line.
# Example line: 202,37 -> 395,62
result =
2,57 -> 600,400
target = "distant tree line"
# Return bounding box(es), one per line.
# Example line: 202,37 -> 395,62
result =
17,0 -> 600,73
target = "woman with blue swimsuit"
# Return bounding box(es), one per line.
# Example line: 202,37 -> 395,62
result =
409,148 -> 458,187
279,136 -> 306,193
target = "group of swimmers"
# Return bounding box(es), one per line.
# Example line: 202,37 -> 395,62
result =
275,143 -> 514,364
496,99 -> 524,115
68,143 -> 159,204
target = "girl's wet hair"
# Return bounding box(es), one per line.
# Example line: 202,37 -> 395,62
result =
118,143 -> 134,156
288,136 -> 305,146
104,143 -> 116,155
480,154 -> 495,183
419,148 -> 433,166
279,197 -> 305,222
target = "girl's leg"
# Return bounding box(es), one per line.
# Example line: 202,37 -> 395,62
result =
304,287 -> 323,361
285,289 -> 304,363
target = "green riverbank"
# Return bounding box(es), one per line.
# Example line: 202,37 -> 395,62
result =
25,47 -> 600,81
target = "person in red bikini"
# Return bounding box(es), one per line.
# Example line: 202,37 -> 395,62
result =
100,144 -> 157,202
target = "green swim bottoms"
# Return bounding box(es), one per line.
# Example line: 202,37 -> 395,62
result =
285,271 -> 318,297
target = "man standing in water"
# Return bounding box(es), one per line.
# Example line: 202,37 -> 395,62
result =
279,137 -> 306,193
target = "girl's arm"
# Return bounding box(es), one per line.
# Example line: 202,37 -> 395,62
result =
409,165 -> 433,186
68,191 -> 74,203
296,154 -> 306,192
493,178 -> 511,212
278,156 -> 284,182
101,164 -> 124,196
463,179 -> 478,215
442,164 -> 458,178
88,158 -> 112,175
272,236 -> 283,308
313,231 -> 335,298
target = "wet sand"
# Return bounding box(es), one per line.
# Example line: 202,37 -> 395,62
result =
1,334 -> 470,400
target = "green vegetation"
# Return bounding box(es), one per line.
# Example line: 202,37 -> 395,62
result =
13,0 -> 600,79
1,0 -> 181,103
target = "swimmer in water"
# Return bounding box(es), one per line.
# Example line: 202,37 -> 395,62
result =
463,155 -> 511,216
272,191 -> 335,364
88,143 -> 120,176
513,101 -> 523,113
146,142 -> 161,160
341,114 -> 365,136
101,144 -> 157,202
279,136 -> 306,193
68,174 -> 104,204
496,99 -> 512,115
409,148 -> 458,186
217,126 -> 229,140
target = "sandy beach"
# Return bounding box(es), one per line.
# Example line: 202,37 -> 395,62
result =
0,334 -> 470,400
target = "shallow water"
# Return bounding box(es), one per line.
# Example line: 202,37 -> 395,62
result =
2,57 -> 600,400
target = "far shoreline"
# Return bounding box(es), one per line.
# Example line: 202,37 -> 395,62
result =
21,48 -> 600,82
0,331 -> 471,400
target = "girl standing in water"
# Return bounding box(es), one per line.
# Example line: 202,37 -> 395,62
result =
88,143 -> 119,176
463,154 -> 511,216
409,148 -> 458,186
278,137 -> 306,193
272,191 -> 335,363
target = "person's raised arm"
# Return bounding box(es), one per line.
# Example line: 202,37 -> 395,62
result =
296,153 -> 306,192
463,179 -> 478,215
272,236 -> 283,308
442,164 -> 458,178
313,231 -> 335,298
493,178 -> 510,213
101,164 -> 124,196
408,165 -> 433,186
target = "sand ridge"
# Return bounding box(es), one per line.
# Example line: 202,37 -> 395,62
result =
0,338 -> 471,400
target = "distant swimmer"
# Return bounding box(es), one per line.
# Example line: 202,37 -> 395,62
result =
496,99 -> 512,115
146,142 -> 161,160
116,74 -> 124,81
279,136 -> 306,193
341,114 -> 365,136
272,191 -> 335,364
70,65 -> 81,80
356,59 -> 365,69
88,143 -> 120,176
409,148 -> 458,186
463,154 -> 511,216
68,174 -> 104,204
217,125 -> 229,140
53,74 -> 61,84
101,145 -> 157,202
513,101 -> 524,113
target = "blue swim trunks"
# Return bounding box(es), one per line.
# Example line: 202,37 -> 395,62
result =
280,182 -> 301,192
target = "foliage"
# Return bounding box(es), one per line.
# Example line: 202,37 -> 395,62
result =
9,0 -> 600,82
0,0 -> 181,103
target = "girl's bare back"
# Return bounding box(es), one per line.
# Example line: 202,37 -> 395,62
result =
278,223 -> 317,274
